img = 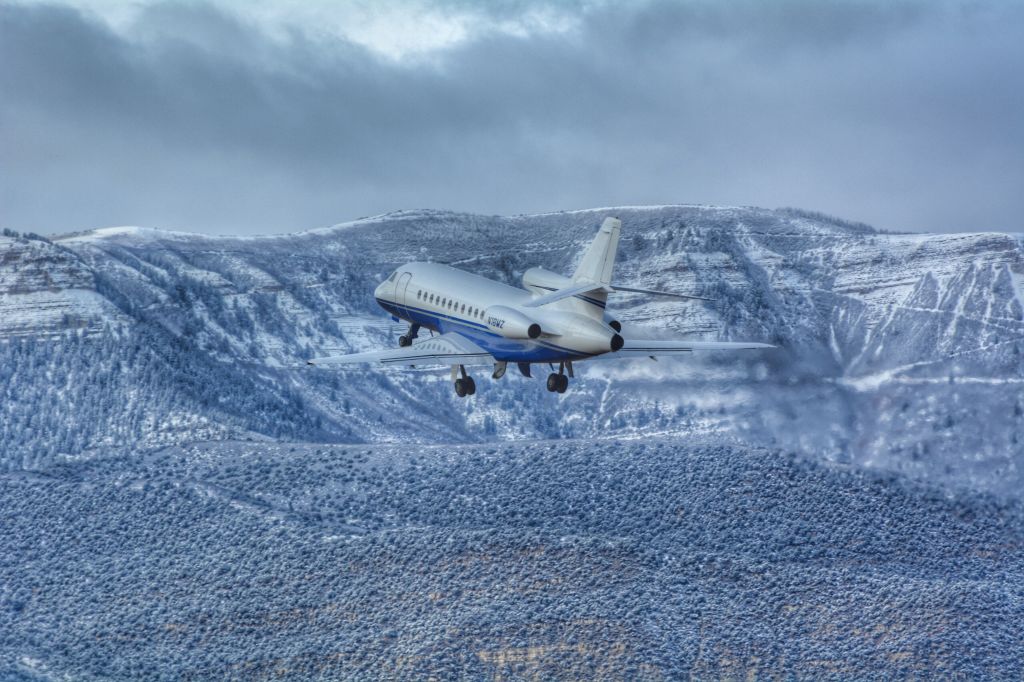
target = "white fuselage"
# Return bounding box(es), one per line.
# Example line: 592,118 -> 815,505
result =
374,262 -> 621,363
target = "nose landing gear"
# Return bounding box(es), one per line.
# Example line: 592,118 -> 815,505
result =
398,323 -> 421,347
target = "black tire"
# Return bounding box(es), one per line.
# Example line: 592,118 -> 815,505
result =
546,373 -> 559,392
557,374 -> 569,393
454,378 -> 467,397
398,335 -> 411,347
465,377 -> 476,395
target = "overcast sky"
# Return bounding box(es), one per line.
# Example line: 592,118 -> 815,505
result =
2,0 -> 1023,235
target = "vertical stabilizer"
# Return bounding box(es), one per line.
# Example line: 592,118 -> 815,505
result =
573,217 -> 621,285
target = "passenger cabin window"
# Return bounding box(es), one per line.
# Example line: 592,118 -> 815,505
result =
460,304 -> 465,313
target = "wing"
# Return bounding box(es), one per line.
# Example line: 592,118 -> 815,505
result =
610,285 -> 711,302
524,282 -> 709,307
308,332 -> 495,367
596,338 -> 775,358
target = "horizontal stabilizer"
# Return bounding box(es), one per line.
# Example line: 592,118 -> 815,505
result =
523,281 -> 608,308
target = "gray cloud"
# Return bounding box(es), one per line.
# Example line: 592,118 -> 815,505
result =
2,0 -> 1023,235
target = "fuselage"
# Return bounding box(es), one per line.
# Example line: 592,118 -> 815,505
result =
373,262 -> 619,363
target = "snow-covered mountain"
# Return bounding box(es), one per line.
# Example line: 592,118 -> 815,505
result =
2,206 -> 1022,493
3,207 -> 1023,679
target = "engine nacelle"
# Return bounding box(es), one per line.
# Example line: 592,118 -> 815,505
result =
485,305 -> 542,339
602,312 -> 622,333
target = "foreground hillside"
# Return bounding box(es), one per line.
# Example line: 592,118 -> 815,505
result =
1,205 -> 1022,493
2,437 -> 1021,679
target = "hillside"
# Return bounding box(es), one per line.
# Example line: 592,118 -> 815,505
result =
2,206 -> 1021,493
2,206 -> 1023,678
2,438 -> 1021,679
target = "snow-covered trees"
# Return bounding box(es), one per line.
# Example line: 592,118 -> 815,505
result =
1,438 -> 1021,678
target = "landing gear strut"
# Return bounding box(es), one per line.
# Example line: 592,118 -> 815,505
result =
451,364 -> 476,398
398,323 -> 421,347
546,361 -> 570,394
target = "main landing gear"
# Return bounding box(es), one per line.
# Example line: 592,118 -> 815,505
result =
546,373 -> 568,393
546,361 -> 572,394
451,364 -> 476,398
398,323 -> 421,347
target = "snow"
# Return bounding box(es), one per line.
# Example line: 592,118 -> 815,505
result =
2,205 -> 1023,678
2,437 -> 1021,677
57,225 -> 203,242
3,204 -> 1023,494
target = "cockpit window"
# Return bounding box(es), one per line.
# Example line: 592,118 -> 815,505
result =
387,271 -> 397,282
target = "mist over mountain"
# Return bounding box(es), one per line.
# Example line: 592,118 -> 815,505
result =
2,205 -> 1023,678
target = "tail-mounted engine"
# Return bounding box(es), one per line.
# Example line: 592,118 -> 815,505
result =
485,305 -> 542,339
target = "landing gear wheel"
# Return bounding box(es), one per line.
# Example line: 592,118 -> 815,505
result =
398,335 -> 411,347
454,378 -> 468,397
464,377 -> 476,395
557,374 -> 569,393
546,373 -> 560,392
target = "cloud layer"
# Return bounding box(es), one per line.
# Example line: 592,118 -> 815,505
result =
2,0 -> 1023,234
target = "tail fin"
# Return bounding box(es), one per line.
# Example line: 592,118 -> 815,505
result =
573,217 -> 621,285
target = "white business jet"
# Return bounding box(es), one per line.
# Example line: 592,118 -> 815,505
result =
309,217 -> 773,396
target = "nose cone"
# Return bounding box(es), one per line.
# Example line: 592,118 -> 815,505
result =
374,281 -> 387,299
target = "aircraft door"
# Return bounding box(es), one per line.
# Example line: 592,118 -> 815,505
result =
396,272 -> 412,311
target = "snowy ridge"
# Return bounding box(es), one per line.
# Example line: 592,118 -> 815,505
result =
2,205 -> 1022,494
2,207 -> 1023,677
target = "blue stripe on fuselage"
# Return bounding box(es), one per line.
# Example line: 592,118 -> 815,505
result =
376,298 -> 592,363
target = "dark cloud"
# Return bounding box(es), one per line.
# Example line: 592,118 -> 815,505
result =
1,0 -> 1023,234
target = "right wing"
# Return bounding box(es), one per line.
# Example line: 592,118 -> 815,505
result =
598,338 -> 775,358
610,285 -> 712,302
308,332 -> 494,367
524,282 -> 710,308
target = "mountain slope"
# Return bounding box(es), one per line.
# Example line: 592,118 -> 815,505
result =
1,206 -> 1022,492
2,438 -> 1021,679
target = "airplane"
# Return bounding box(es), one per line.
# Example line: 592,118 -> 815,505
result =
308,217 -> 773,396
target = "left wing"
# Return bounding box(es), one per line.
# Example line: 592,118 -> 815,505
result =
308,332 -> 494,367
596,338 -> 775,358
